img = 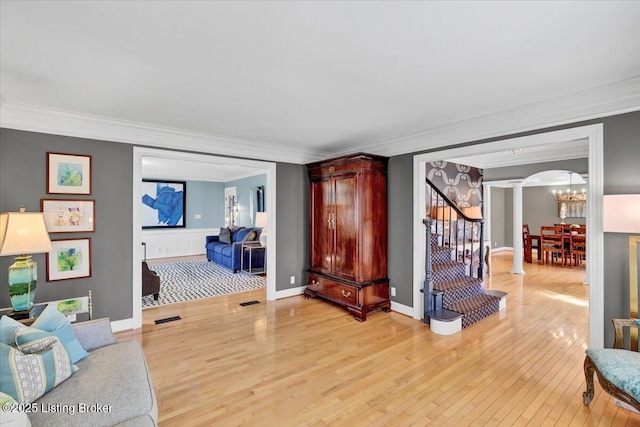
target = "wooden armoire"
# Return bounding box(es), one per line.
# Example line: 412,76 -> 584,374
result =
304,153 -> 390,321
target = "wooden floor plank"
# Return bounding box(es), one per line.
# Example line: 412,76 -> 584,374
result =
116,252 -> 637,426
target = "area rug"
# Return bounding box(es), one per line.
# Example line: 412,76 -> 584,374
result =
142,259 -> 266,308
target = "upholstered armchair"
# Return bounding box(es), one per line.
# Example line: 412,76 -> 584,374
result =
583,319 -> 640,412
142,261 -> 160,300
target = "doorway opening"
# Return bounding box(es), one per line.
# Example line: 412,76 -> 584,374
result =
412,123 -> 604,348
132,147 -> 277,329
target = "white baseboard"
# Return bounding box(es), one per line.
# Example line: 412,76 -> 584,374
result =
492,246 -> 513,252
275,285 -> 306,299
111,318 -> 134,332
390,301 -> 413,317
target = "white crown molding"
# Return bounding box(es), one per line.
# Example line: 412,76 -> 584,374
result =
0,102 -> 329,164
1,77 -> 638,163
337,76 -> 640,158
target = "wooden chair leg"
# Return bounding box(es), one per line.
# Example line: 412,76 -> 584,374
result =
583,356 -> 596,406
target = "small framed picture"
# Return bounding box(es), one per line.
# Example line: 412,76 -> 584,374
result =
47,238 -> 92,281
41,199 -> 95,233
54,296 -> 90,315
47,152 -> 92,195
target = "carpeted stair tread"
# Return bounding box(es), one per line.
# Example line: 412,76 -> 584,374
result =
433,276 -> 483,292
447,293 -> 501,329
431,246 -> 452,263
432,261 -> 464,271
447,293 -> 500,313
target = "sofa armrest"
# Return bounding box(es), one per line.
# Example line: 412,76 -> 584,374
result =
206,235 -> 220,246
72,318 -> 117,352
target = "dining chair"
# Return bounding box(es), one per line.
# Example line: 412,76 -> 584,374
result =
540,225 -> 566,266
569,233 -> 586,267
523,224 -> 541,263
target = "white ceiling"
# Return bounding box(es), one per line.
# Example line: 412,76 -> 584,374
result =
1,1 -> 639,164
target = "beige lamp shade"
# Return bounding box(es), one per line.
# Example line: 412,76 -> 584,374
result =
431,206 -> 457,221
462,206 -> 483,220
0,212 -> 53,256
603,195 -> 640,233
255,212 -> 268,228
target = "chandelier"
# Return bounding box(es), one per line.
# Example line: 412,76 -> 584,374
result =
551,172 -> 586,202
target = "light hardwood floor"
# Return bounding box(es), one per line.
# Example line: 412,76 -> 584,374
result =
119,252 -> 640,426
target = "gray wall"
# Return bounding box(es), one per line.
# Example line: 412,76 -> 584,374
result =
0,128 -> 133,321
601,112 -> 640,347
224,174 -> 267,228
275,163 -> 308,291
388,154 -> 414,306
185,180 -> 224,229
490,187 -> 507,248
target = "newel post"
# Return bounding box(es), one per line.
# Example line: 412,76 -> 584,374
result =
423,219 -> 433,324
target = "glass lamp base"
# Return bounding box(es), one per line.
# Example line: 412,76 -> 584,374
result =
8,255 -> 37,312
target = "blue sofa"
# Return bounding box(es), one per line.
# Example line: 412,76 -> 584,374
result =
206,227 -> 264,273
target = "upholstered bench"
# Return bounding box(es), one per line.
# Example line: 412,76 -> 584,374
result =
583,319 -> 640,412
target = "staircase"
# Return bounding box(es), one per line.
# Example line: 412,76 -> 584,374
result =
423,178 -> 507,335
429,233 -> 504,331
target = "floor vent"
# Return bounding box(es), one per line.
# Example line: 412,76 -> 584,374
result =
239,300 -> 260,307
154,316 -> 182,324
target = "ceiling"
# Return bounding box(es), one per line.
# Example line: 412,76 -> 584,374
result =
142,156 -> 267,182
1,1 -> 639,164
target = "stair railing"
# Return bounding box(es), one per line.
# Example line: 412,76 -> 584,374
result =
423,177 -> 485,323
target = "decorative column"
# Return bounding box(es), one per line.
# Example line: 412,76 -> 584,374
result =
511,181 -> 525,275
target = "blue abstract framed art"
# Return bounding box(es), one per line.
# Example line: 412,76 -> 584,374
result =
141,180 -> 186,229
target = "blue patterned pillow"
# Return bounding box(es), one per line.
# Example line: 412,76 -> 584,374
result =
31,304 -> 89,363
0,315 -> 23,347
0,334 -> 76,403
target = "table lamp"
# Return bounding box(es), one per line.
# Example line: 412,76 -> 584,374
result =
255,212 -> 267,247
462,206 -> 483,241
603,194 -> 640,351
0,207 -> 53,318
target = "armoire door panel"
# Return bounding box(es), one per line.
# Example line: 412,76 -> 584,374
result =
309,179 -> 332,274
333,174 -> 357,280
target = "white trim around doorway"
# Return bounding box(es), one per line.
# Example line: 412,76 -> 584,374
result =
132,147 -> 277,330
412,123 -> 604,348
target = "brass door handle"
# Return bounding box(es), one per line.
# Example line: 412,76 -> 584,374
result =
341,290 -> 351,297
310,280 -> 319,287
327,213 -> 335,229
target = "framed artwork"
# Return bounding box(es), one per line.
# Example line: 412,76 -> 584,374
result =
41,199 -> 95,233
141,180 -> 186,229
557,200 -> 587,218
47,152 -> 92,195
54,296 -> 90,315
47,238 -> 92,281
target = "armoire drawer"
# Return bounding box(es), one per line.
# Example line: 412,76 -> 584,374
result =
307,273 -> 358,306
326,282 -> 358,306
306,273 -> 326,293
